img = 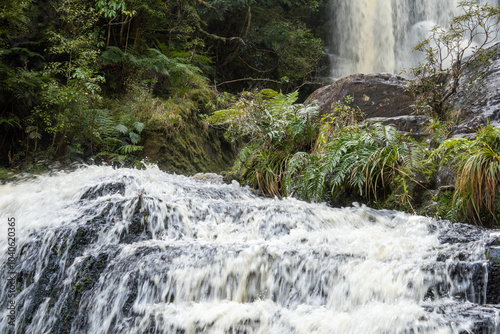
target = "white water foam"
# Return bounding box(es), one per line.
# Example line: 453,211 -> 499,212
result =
0,166 -> 492,333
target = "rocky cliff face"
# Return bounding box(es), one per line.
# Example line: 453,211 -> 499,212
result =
449,42 -> 500,135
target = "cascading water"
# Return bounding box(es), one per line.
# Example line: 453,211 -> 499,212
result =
329,0 -> 500,77
0,166 -> 499,333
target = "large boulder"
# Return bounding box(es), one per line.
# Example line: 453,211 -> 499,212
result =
365,115 -> 432,138
449,42 -> 500,135
305,73 -> 415,119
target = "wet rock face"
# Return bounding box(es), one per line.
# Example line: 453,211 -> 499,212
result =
305,73 -> 415,119
486,236 -> 500,305
449,42 -> 500,135
365,115 -> 432,138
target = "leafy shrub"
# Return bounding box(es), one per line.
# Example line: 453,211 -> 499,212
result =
408,0 -> 500,118
285,123 -> 423,206
432,125 -> 500,226
207,89 -> 319,196
315,95 -> 363,151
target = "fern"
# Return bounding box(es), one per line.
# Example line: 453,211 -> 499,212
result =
429,136 -> 471,164
133,121 -> 144,133
115,124 -> 129,135
92,108 -> 115,138
0,115 -> 21,129
206,88 -> 319,197
141,48 -> 171,76
283,123 -> 420,205
100,46 -> 202,80
118,144 -> 143,154
100,46 -> 127,64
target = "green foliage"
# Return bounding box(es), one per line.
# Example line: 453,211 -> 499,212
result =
0,0 -> 33,48
202,0 -> 327,91
432,125 -> 500,226
285,124 -> 423,206
0,0 -> 327,176
211,90 -> 423,206
208,89 -> 318,148
207,89 -> 319,196
316,95 -> 363,151
95,0 -> 126,18
100,46 -> 207,96
252,20 -> 325,89
408,1 -> 500,118
239,146 -> 291,197
101,47 -> 174,76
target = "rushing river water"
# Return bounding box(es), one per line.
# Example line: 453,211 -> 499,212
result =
0,165 -> 499,333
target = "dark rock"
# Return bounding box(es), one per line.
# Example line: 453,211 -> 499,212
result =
436,167 -> 456,188
486,241 -> 500,304
423,302 -> 500,334
438,222 -> 487,245
80,181 -> 126,200
486,261 -> 500,305
304,73 -> 415,119
365,115 -> 432,136
449,42 -> 500,135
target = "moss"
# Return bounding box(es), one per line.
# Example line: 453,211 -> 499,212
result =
0,168 -> 15,182
141,121 -> 234,175
415,186 -> 457,221
139,90 -> 235,175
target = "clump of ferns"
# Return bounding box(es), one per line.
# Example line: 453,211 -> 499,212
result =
431,125 -> 500,226
207,89 -> 319,197
285,123 -> 423,209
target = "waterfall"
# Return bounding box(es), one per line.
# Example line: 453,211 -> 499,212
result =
0,166 -> 499,333
329,0 -> 500,77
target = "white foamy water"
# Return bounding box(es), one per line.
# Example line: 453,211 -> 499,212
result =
329,0 -> 500,77
0,166 -> 495,333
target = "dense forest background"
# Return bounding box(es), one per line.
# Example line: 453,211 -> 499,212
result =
0,0 -> 329,170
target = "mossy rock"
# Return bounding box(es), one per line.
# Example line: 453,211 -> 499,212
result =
415,186 -> 456,221
141,119 -> 234,175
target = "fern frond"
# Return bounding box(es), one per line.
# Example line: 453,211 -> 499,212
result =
129,132 -> 140,145
118,144 -> 143,154
92,108 -> 115,137
115,124 -> 129,134
100,46 -> 126,64
133,121 -> 145,133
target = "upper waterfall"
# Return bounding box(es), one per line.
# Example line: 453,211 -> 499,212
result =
329,0 -> 500,77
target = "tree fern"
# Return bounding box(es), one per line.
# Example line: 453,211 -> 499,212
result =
100,46 -> 127,64
100,46 -> 202,80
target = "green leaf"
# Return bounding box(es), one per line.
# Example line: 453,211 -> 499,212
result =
115,124 -> 129,134
129,132 -> 140,145
133,121 -> 145,134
